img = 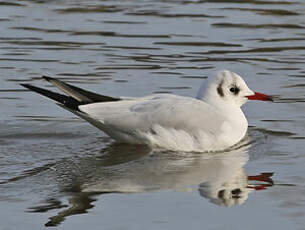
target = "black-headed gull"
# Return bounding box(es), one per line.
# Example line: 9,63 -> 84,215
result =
21,70 -> 272,152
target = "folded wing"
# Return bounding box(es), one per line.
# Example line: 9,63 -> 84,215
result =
21,76 -> 121,111
79,94 -> 225,135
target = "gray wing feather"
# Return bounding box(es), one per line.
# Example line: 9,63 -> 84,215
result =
42,76 -> 120,103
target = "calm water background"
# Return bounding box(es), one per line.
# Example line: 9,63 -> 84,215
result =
0,0 -> 305,229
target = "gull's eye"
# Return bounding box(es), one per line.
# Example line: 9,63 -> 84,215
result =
229,86 -> 240,95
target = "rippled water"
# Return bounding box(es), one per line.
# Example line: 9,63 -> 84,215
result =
1,0 -> 305,229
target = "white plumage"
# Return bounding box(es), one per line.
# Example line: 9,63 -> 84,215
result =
22,70 -> 273,152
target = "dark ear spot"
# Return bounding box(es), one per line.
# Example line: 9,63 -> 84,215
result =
217,80 -> 224,97
218,189 -> 225,199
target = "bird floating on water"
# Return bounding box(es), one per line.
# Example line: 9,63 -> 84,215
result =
21,70 -> 273,152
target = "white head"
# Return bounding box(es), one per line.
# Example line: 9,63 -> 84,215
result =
197,70 -> 272,108
198,168 -> 251,207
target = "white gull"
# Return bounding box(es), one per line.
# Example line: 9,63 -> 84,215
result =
21,70 -> 273,152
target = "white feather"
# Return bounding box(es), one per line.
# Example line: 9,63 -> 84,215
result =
78,70 -> 255,152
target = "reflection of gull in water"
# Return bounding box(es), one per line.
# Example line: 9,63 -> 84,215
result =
198,151 -> 250,207
35,136 -> 273,226
199,165 -> 273,207
82,143 -> 251,194
81,141 -> 272,206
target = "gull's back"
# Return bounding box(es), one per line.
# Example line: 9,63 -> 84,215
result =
79,94 -> 229,151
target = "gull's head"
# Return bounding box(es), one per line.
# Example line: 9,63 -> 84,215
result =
197,70 -> 273,108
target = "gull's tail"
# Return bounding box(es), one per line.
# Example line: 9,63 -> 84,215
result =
21,76 -> 120,111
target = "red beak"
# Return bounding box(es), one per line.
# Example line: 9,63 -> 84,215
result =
246,92 -> 273,101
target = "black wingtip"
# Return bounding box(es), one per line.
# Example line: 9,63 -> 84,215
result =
42,75 -> 54,81
20,83 -> 37,91
20,83 -> 81,111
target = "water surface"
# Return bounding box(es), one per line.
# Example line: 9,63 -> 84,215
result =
1,0 -> 305,229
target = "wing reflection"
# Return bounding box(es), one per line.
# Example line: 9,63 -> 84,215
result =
31,138 -> 273,227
